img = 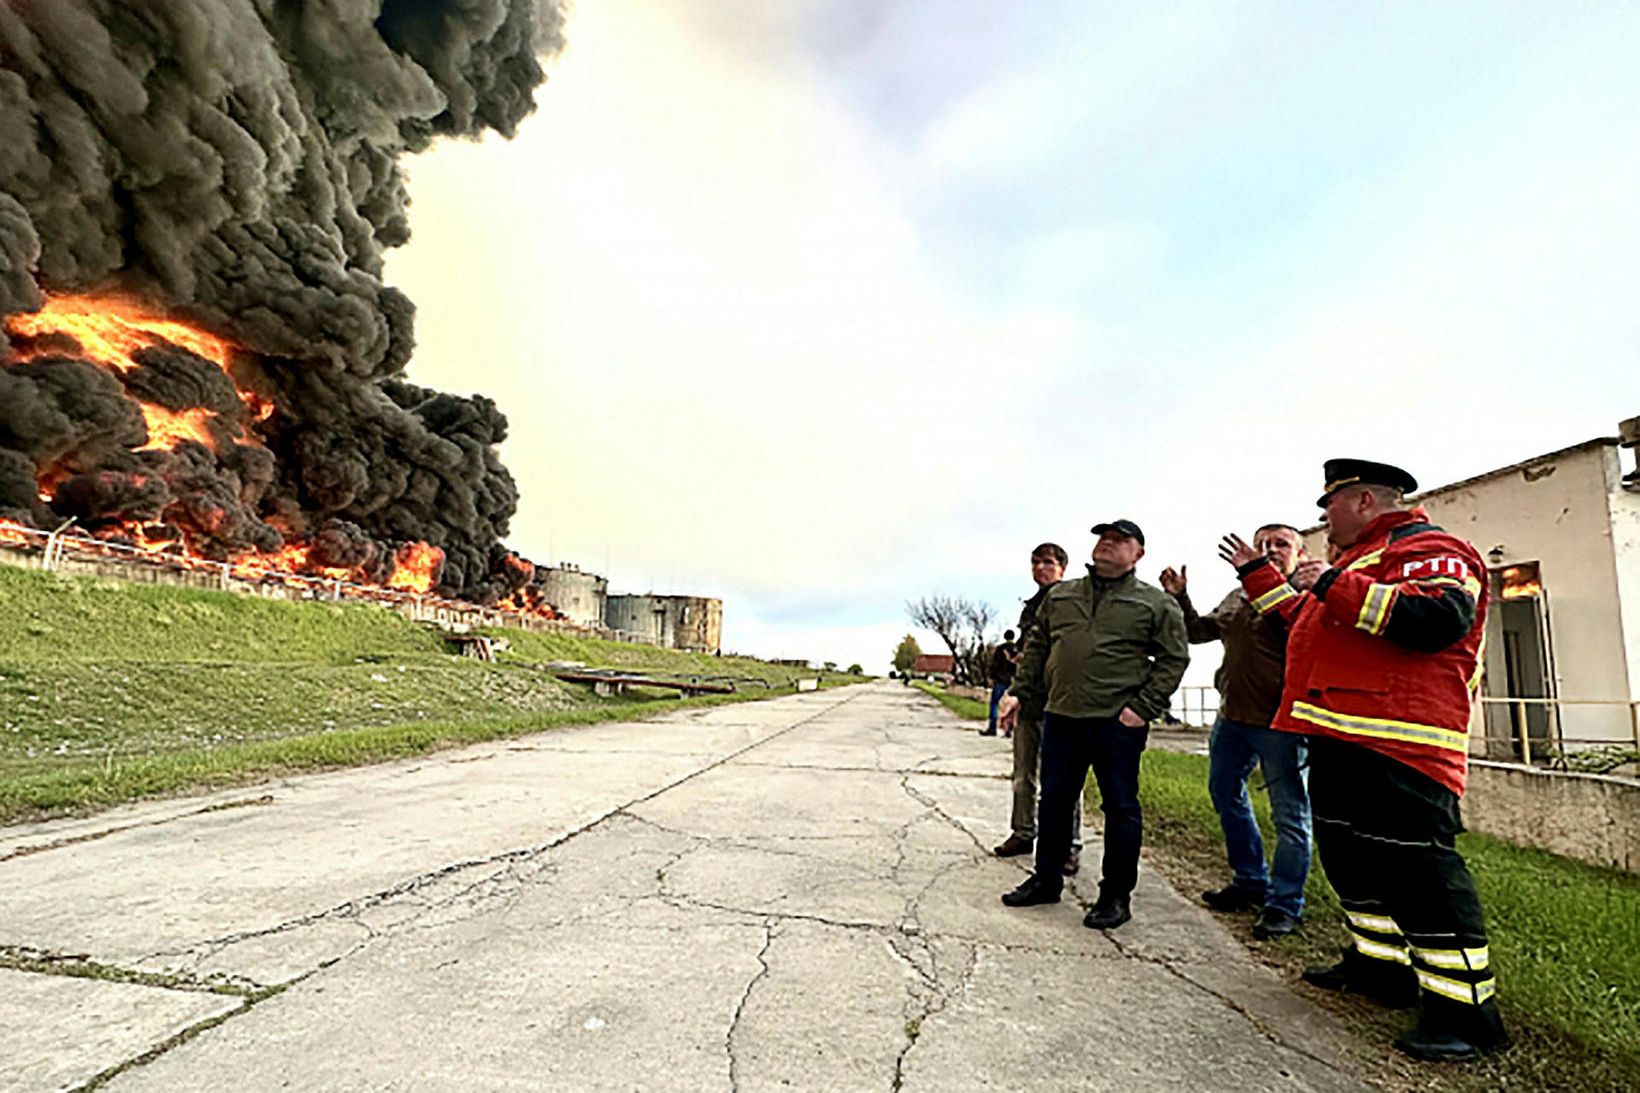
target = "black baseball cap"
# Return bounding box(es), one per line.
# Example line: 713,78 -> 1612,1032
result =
1090,518 -> 1145,546
1316,459 -> 1418,507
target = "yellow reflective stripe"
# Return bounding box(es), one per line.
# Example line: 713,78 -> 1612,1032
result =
1291,702 -> 1469,753
1345,549 -> 1384,572
1355,583 -> 1397,635
1353,936 -> 1412,964
1463,574 -> 1483,597
1252,583 -> 1299,613
1412,945 -> 1489,971
1345,911 -> 1402,935
1416,969 -> 1496,1005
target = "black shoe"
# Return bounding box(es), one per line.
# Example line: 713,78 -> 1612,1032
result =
993,834 -> 1033,858
1301,950 -> 1418,1009
1083,895 -> 1131,930
1395,1010 -> 1511,1062
1061,850 -> 1080,876
1001,876 -> 1061,907
1252,907 -> 1300,940
979,728 -> 997,736
1201,884 -> 1263,913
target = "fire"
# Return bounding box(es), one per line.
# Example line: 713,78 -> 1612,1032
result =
387,541 -> 444,594
6,295 -> 233,373
138,404 -> 217,452
1498,562 -> 1543,600
3,294 -> 271,437
0,519 -> 38,549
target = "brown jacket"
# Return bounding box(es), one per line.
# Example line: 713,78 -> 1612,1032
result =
1174,587 -> 1287,727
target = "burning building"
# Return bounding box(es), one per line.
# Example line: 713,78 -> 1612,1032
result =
0,0 -> 566,608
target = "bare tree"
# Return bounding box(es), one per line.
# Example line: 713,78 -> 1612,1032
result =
907,595 -> 997,684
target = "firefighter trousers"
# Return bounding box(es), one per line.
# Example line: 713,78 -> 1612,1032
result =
1308,736 -> 1504,1039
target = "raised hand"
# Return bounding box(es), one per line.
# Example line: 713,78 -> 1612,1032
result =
1217,533 -> 1260,569
1159,565 -> 1187,595
1291,559 -> 1329,590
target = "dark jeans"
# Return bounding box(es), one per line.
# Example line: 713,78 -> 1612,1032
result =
1207,717 -> 1311,916
1035,712 -> 1148,897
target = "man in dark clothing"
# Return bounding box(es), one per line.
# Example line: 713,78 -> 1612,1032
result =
992,543 -> 1083,875
998,520 -> 1190,930
1160,524 -> 1312,940
983,629 -> 1018,736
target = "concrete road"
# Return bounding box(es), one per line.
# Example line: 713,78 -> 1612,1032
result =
1,682 -> 1370,1092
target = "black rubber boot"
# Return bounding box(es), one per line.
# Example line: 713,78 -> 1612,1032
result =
1394,996 -> 1510,1062
1301,947 -> 1419,1009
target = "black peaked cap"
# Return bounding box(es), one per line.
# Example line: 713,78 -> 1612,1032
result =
1317,459 -> 1418,507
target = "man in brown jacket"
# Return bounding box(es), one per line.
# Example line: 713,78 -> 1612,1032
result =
1160,523 -> 1312,940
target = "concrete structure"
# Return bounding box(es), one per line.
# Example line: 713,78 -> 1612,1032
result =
0,684 -> 1368,1091
1302,422 -> 1640,758
605,593 -> 723,654
537,563 -> 607,627
1464,761 -> 1640,873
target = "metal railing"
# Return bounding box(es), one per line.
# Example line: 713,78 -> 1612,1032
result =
1171,686 -> 1220,729
1476,695 -> 1640,768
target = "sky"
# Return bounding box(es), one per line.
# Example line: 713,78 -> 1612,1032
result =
386,0 -> 1640,679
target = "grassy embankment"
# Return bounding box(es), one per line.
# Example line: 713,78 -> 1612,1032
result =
0,565 -> 862,824
919,684 -> 1640,1092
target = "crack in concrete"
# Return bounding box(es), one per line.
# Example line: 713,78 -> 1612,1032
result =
891,941 -> 978,1092
66,690 -> 872,1091
725,919 -> 776,1093
0,795 -> 277,864
1099,930 -> 1355,1079
897,773 -> 990,856
137,689 -> 870,976
0,945 -> 256,996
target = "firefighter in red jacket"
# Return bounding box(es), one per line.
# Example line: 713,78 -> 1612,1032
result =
1223,458 -> 1508,1062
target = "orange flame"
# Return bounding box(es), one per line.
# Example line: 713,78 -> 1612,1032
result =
138,404 -> 217,452
387,541 -> 444,594
6,295 -> 234,373
3,294 -> 272,439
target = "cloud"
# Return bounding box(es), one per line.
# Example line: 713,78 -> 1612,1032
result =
386,1 -> 1640,670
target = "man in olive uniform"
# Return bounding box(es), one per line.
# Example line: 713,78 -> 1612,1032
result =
998,519 -> 1190,930
992,542 -> 1082,876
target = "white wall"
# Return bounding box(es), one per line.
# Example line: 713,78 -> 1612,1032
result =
1604,447 -> 1640,746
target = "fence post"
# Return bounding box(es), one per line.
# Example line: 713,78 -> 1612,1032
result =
1631,701 -> 1640,752
1514,699 -> 1531,765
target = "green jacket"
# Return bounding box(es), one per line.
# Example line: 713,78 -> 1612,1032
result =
1008,567 -> 1190,722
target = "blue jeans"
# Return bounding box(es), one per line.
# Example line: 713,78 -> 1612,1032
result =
988,683 -> 1009,732
1207,717 -> 1311,917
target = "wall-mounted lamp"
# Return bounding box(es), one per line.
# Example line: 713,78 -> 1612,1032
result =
1487,545 -> 1506,565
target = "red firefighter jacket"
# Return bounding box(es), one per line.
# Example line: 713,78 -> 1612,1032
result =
1238,510 -> 1488,796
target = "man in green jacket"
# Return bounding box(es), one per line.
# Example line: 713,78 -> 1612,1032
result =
998,519 -> 1190,929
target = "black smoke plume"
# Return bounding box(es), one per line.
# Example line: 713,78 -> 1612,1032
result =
0,0 -> 566,599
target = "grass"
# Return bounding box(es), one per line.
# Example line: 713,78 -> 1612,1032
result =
911,680 -> 992,721
0,687 -> 806,824
918,684 -> 1640,1091
0,564 -> 858,825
